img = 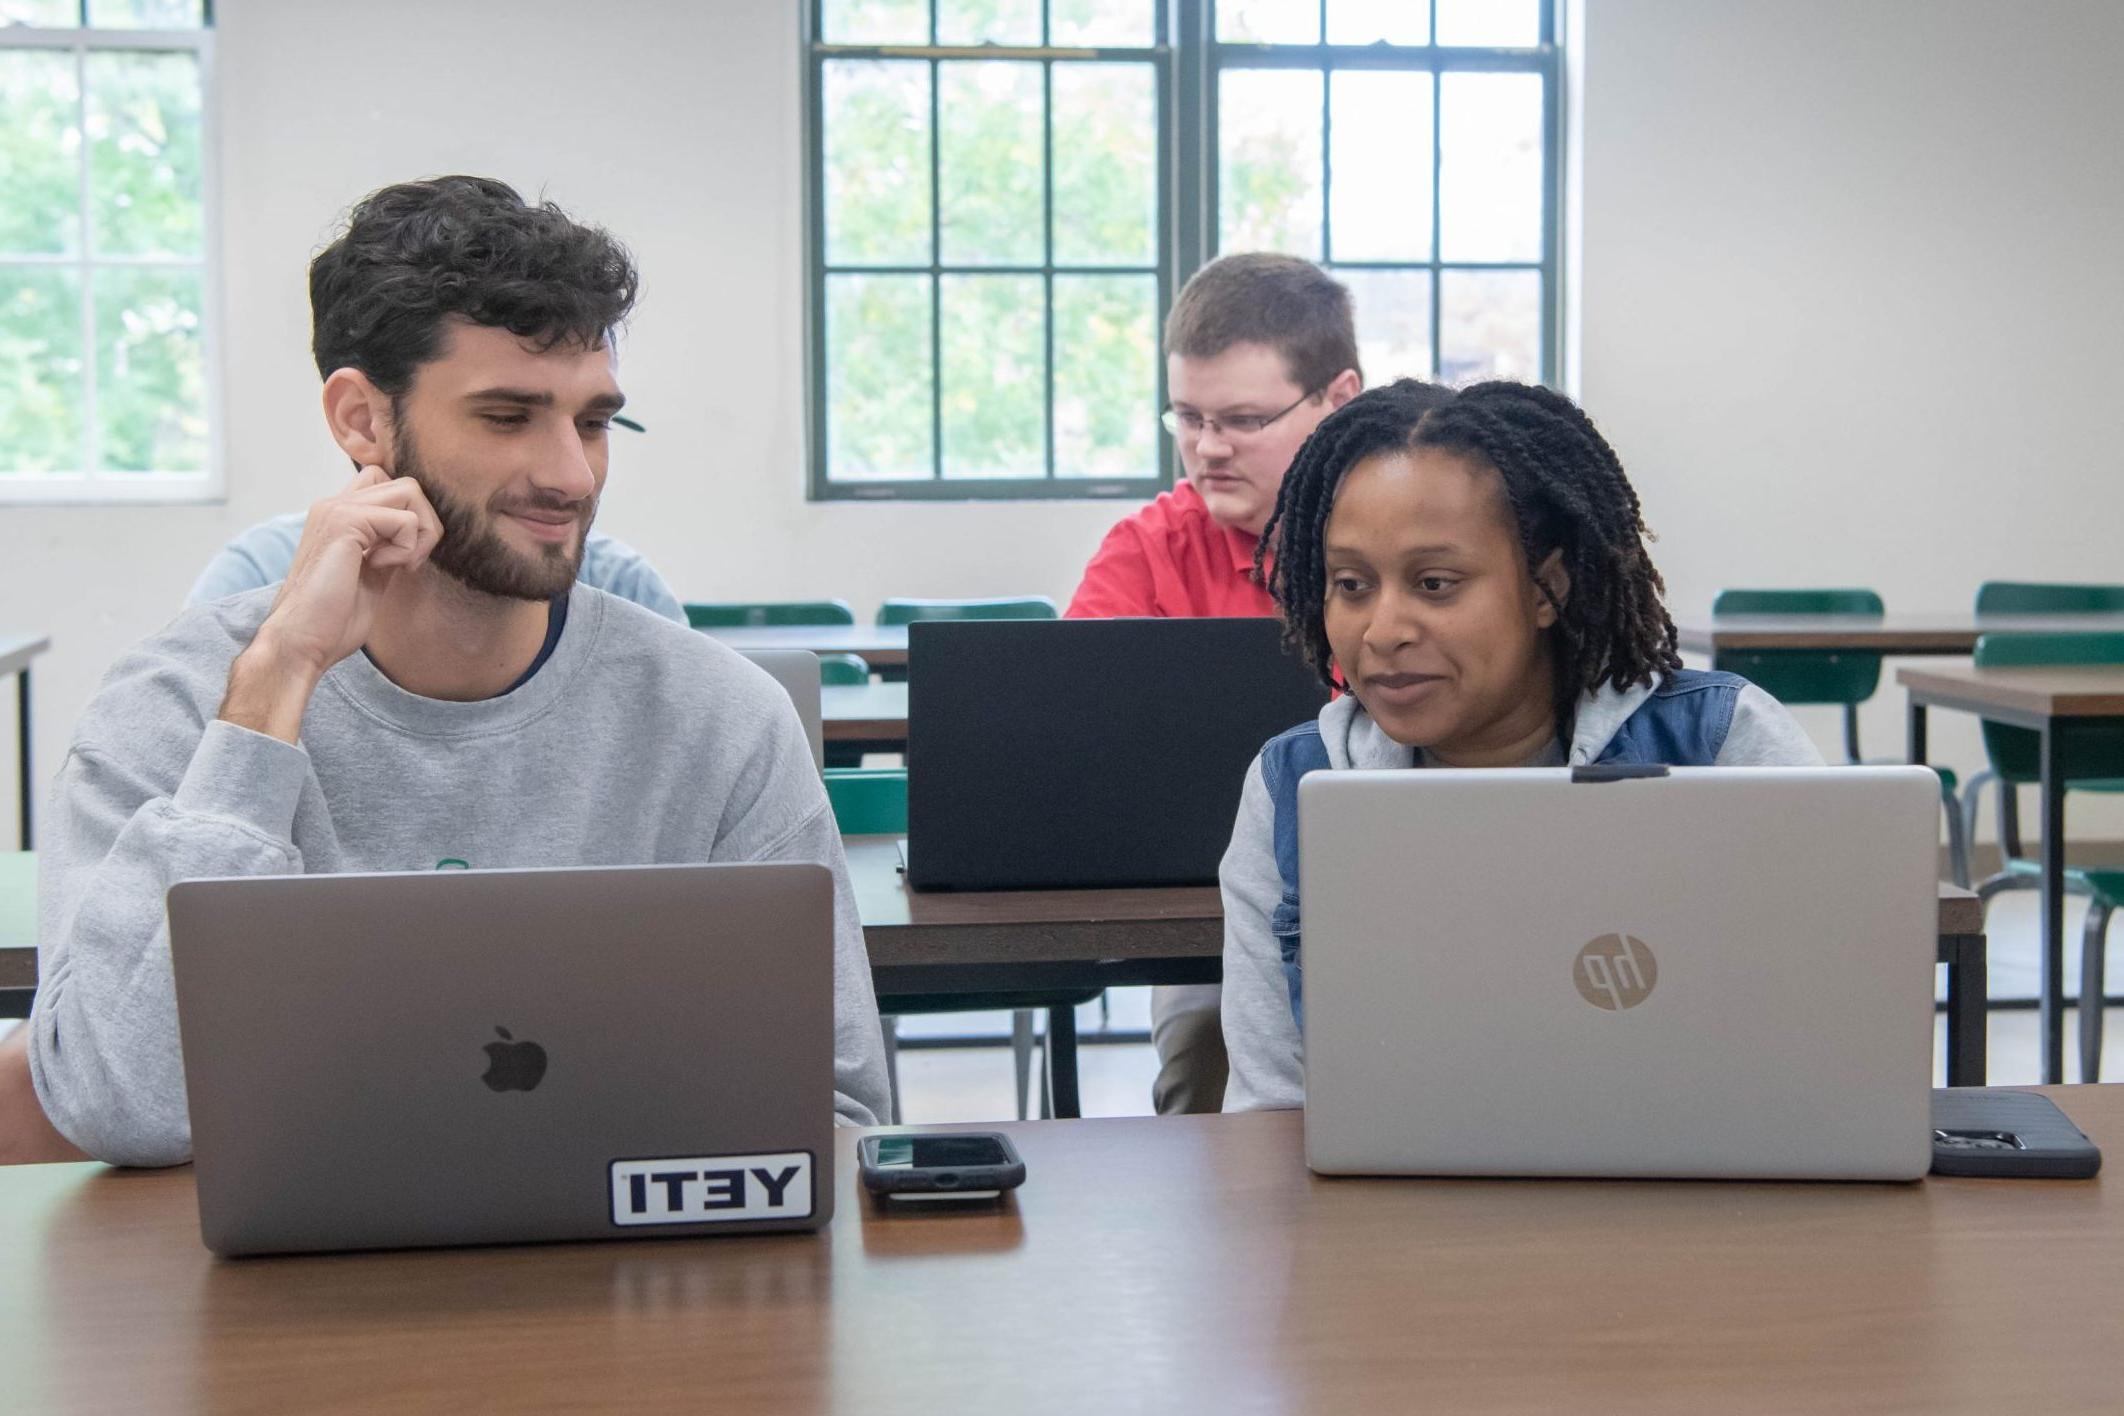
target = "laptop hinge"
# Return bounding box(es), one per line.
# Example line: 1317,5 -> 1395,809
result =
1570,763 -> 1671,784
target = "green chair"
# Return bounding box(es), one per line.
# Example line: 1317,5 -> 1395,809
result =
1,851 -> 35,1019
875,597 -> 1057,625
818,653 -> 871,686
1961,583 -> 2124,873
823,768 -> 1096,1122
1714,589 -> 1968,884
1968,631 -> 2124,1081
684,600 -> 856,630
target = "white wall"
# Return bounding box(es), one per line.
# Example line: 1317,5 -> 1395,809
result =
5,0 -> 2123,846
1577,0 -> 2124,821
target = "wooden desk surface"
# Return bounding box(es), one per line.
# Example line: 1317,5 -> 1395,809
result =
700,624 -> 910,667
820,681 -> 907,742
0,632 -> 51,677
1677,613 -> 2124,655
1,1088 -> 2114,1414
1898,663 -> 2124,720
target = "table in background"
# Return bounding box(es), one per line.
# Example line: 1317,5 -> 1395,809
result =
821,681 -> 908,754
700,623 -> 910,669
1676,612 -> 2124,657
1,1086 -> 2114,1413
1,633 -> 48,849
1903,662 -> 2124,1082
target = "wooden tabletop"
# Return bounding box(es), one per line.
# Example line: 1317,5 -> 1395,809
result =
1898,663 -> 2124,721
699,624 -> 910,667
0,1087 -> 2114,1414
820,682 -> 907,743
1676,613 -> 2124,655
0,860 -> 1991,993
0,633 -> 51,677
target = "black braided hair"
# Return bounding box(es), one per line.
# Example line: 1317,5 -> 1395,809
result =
1257,379 -> 1681,728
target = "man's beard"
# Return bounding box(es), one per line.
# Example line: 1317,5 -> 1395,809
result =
392,425 -> 594,602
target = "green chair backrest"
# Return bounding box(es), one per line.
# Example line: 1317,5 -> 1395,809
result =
1974,631 -> 2124,784
824,768 -> 907,835
1974,582 -> 2124,616
876,597 -> 1058,625
1710,588 -> 1884,707
818,652 -> 871,686
685,600 -> 856,630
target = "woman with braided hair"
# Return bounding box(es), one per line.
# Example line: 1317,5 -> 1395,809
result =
1219,379 -> 1824,1112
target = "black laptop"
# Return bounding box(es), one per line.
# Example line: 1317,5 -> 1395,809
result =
905,618 -> 1331,890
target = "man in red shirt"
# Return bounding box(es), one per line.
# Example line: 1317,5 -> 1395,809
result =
1067,255 -> 1378,1115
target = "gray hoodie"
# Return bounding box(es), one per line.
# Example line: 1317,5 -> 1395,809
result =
29,584 -> 891,1165
1219,678 -> 1825,1112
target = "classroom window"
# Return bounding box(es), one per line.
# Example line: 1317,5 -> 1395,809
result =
805,0 -> 1559,500
0,1 -> 219,504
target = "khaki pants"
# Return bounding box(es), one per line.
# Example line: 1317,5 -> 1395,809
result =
1150,983 -> 1228,1114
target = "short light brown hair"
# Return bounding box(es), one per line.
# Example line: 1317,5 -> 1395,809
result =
1163,252 -> 1361,392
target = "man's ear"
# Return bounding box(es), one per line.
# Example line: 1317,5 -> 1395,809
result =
1533,548 -> 1571,629
1323,367 -> 1362,410
321,367 -> 394,471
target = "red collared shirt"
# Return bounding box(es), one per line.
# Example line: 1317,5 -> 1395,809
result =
1065,481 -> 1277,620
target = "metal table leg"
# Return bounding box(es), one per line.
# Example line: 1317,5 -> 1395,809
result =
2039,723 -> 2067,1084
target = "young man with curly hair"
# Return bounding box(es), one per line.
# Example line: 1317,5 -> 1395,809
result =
5,176 -> 890,1164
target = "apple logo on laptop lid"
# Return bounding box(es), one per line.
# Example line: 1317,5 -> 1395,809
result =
481,1026 -> 549,1092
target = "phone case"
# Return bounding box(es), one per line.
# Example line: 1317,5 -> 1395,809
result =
1931,1088 -> 2103,1179
858,1132 -> 1027,1197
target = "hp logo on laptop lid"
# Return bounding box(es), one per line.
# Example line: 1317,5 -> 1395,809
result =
1574,934 -> 1658,1011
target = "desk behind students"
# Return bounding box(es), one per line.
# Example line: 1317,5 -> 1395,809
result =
0,1087 -> 2115,1412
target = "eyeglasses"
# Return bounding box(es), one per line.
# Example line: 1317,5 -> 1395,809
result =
1160,388 -> 1321,442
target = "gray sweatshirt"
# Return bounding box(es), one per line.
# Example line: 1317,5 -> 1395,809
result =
28,584 -> 891,1165
1219,679 -> 1826,1113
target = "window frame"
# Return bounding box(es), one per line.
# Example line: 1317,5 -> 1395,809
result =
0,7 -> 223,506
806,0 -> 1563,502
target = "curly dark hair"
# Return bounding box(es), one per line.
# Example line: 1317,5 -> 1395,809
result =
308,175 -> 638,396
1257,379 -> 1682,725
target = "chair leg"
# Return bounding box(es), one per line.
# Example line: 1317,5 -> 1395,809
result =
2083,900 -> 2112,1084
1843,705 -> 1863,764
881,1016 -> 902,1126
1010,1009 -> 1035,1122
1943,784 -> 1971,889
1999,783 -> 2024,861
1959,770 -> 1994,868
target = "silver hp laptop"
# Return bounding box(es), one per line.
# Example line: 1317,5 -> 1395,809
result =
169,863 -> 837,1255
738,649 -> 824,770
1301,766 -> 1939,1182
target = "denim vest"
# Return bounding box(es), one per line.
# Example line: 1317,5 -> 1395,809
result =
1263,670 -> 1748,1033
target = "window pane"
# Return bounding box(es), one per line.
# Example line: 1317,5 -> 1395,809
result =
0,267 -> 84,474
1435,0 -> 1538,46
938,62 -> 1043,267
0,1 -> 78,24
1439,268 -> 1538,385
820,0 -> 929,44
1438,71 -> 1541,262
1217,69 -> 1322,258
1054,274 -> 1155,479
94,265 -> 205,473
1327,0 -> 1430,45
1217,0 -> 1319,43
86,0 -> 205,24
942,274 -> 1044,478
824,61 -> 932,267
1335,267 -> 1433,386
1050,0 -> 1154,46
827,274 -> 934,480
937,0 -> 1039,44
1053,64 -> 1155,267
0,50 -> 81,256
87,49 -> 203,259
1328,71 -> 1430,263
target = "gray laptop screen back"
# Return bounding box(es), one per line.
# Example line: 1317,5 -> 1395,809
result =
738,650 -> 824,771
1300,767 -> 1939,1181
169,863 -> 836,1255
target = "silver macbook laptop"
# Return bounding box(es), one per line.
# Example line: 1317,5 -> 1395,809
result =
169,862 -> 837,1255
1300,766 -> 1939,1182
739,649 -> 824,770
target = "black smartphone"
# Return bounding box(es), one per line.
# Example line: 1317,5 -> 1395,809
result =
858,1132 -> 1026,1202
1931,1089 -> 2103,1179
